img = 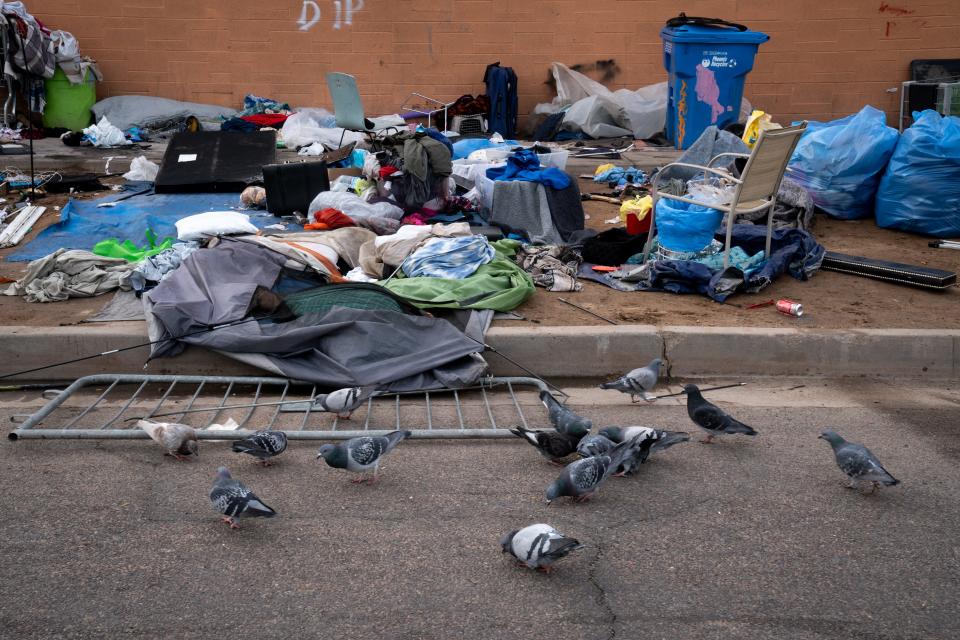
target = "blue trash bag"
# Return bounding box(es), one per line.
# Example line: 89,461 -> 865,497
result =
656,199 -> 724,253
787,105 -> 899,220
875,110 -> 960,237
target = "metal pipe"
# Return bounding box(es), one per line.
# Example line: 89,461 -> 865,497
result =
10,428 -> 516,441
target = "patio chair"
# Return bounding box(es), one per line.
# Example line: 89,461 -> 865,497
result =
326,72 -> 398,149
640,122 -> 808,268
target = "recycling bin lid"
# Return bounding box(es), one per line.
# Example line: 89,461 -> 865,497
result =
661,14 -> 769,44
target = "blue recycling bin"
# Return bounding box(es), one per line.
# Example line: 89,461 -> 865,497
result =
662,20 -> 769,149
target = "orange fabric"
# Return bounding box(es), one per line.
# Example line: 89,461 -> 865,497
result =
279,240 -> 346,283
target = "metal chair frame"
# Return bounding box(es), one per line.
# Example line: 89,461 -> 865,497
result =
641,122 -> 808,268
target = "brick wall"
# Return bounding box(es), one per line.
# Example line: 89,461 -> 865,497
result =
27,0 -> 960,128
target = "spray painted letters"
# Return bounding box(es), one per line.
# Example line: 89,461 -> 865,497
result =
298,0 -> 364,31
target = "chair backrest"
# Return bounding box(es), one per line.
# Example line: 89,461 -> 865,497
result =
326,72 -> 372,131
737,122 -> 807,202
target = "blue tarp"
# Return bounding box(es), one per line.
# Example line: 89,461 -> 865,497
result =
8,183 -> 295,262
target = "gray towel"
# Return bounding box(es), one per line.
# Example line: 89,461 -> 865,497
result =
490,180 -> 562,245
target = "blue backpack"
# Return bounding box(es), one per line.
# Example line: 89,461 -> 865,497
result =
484,62 -> 518,138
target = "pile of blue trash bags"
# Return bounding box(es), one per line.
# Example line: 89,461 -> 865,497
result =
787,106 -> 960,237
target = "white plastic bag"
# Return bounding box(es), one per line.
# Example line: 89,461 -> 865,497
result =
281,108 -> 366,149
175,211 -> 258,241
686,177 -> 736,207
122,155 -> 159,181
82,117 -> 130,148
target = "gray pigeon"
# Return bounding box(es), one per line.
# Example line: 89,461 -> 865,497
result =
137,419 -> 198,461
600,358 -> 663,402
315,386 -> 378,419
819,430 -> 900,494
576,434 -> 616,458
545,435 -> 645,503
600,425 -> 691,456
510,426 -> 582,464
316,430 -> 412,483
231,430 -> 288,466
683,384 -> 757,443
500,523 -> 585,573
209,467 -> 276,529
539,390 -> 592,437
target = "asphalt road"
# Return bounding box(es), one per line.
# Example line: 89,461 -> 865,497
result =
1,379 -> 958,639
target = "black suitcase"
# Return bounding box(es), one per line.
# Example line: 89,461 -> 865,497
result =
262,161 -> 330,216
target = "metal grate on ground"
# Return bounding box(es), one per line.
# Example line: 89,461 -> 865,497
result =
8,374 -> 555,441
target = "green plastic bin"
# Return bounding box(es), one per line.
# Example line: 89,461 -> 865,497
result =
42,68 -> 96,131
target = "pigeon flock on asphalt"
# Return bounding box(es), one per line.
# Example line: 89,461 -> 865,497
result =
135,369 -> 900,572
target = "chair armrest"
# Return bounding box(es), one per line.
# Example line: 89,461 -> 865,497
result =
707,152 -> 751,167
652,162 -> 741,191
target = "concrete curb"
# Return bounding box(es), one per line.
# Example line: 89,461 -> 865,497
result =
3,324 -> 958,382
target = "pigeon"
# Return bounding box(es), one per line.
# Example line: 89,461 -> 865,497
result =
539,390 -> 592,437
545,435 -> 645,503
600,425 -> 691,456
315,386 -> 378,419
137,419 -> 198,461
600,358 -> 663,402
819,430 -> 900,494
576,434 -> 616,458
509,426 -> 582,464
209,467 -> 277,529
231,430 -> 288,466
316,430 -> 412,483
683,384 -> 757,443
500,523 -> 585,573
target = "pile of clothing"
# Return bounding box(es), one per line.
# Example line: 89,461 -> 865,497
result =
1,1 -> 101,112
220,94 -> 292,132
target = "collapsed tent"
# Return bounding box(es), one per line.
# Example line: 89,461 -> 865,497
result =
535,62 -> 752,140
91,95 -> 237,132
144,241 -> 486,391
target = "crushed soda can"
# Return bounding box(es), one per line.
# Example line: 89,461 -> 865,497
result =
776,299 -> 803,317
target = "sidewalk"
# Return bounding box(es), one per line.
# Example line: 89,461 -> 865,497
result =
1,140 -> 957,382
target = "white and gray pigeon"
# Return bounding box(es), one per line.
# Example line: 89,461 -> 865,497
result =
819,430 -> 900,494
600,358 -> 663,402
600,425 -> 691,456
545,435 -> 646,503
510,426 -> 582,464
576,434 -> 617,458
683,384 -> 757,443
231,430 -> 288,466
316,430 -> 412,483
539,390 -> 592,437
315,386 -> 378,419
500,523 -> 585,573
137,419 -> 198,461
209,467 -> 277,529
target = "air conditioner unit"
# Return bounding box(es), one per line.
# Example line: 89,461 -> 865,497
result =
936,82 -> 960,117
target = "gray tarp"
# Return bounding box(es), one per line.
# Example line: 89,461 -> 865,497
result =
144,242 -> 486,391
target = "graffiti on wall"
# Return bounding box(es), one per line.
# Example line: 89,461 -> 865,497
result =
298,0 -> 364,31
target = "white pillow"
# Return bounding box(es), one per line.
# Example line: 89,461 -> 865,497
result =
175,211 -> 259,241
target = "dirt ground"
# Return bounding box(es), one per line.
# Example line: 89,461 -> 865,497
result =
0,174 -> 957,329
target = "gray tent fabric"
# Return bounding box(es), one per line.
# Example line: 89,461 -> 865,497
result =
144,241 -> 485,391
84,290 -> 146,322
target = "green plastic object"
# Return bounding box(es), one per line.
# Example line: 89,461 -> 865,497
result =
42,68 -> 96,131
93,229 -> 174,262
